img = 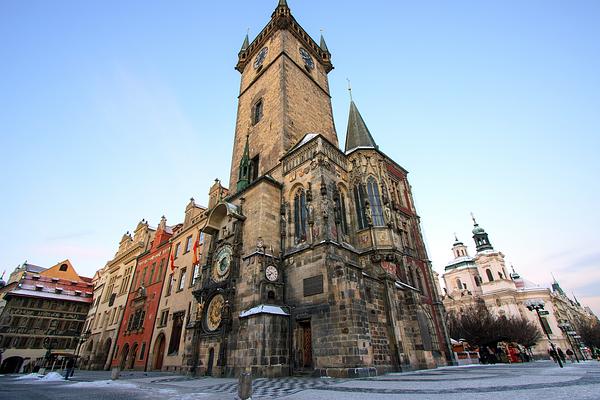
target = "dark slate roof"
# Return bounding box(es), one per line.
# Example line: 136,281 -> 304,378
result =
320,34 -> 329,53
240,34 -> 249,52
344,101 -> 377,153
23,263 -> 45,273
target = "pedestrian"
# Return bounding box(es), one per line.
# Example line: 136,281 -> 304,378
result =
566,349 -> 574,363
557,347 -> 566,364
65,357 -> 75,380
548,348 -> 557,363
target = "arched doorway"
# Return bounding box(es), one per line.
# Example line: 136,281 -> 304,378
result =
1,356 -> 24,373
101,338 -> 112,370
119,343 -> 129,370
206,348 -> 215,376
128,343 -> 138,369
153,334 -> 165,371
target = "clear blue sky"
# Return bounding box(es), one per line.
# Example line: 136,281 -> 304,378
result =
1,1 -> 599,314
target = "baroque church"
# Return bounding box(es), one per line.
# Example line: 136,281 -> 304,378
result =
186,1 -> 453,377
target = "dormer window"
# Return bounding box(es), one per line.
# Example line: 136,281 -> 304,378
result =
75,290 -> 82,296
32,275 -> 40,280
253,99 -> 263,125
51,277 -> 59,282
35,284 -> 43,291
55,288 -> 63,293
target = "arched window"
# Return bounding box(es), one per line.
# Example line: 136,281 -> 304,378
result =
366,177 -> 385,226
335,187 -> 349,235
486,269 -> 494,282
475,275 -> 482,286
353,184 -> 368,230
294,188 -> 308,243
456,278 -> 462,290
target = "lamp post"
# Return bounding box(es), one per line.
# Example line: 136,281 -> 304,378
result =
74,329 -> 91,369
558,322 -> 579,363
524,299 -> 563,368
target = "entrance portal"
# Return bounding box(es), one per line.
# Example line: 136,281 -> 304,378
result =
153,334 -> 165,370
295,320 -> 313,371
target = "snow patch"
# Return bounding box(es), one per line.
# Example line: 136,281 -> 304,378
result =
40,372 -> 65,381
14,373 -> 43,380
67,380 -> 138,389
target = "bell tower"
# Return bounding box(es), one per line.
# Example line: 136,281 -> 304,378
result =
228,0 -> 338,192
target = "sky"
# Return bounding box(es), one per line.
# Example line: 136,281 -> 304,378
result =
1,1 -> 599,314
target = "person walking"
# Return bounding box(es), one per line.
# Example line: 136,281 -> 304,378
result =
566,349 -> 574,363
65,358 -> 75,380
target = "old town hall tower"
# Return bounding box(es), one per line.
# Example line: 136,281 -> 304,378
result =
189,0 -> 453,378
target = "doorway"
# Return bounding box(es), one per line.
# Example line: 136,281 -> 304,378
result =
153,334 -> 165,370
295,320 -> 313,370
120,343 -> 129,370
206,347 -> 215,376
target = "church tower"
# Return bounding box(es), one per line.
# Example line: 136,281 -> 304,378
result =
229,0 -> 338,192
471,214 -> 493,252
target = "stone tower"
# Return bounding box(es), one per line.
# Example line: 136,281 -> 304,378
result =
229,0 -> 337,192
190,1 -> 453,378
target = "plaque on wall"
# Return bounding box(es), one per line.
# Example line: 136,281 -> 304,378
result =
303,275 -> 323,297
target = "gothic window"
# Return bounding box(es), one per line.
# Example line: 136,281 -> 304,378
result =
250,155 -> 259,181
253,99 -> 263,125
366,177 -> 385,226
340,194 -> 349,235
294,188 -> 308,243
486,269 -> 494,282
353,183 -> 368,230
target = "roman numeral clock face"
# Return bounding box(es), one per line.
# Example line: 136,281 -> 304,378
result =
265,265 -> 278,282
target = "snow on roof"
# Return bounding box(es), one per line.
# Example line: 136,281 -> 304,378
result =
239,304 -> 289,318
395,281 -> 419,291
8,288 -> 92,303
289,133 -> 319,152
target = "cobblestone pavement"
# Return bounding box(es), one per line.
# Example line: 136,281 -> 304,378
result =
1,360 -> 599,400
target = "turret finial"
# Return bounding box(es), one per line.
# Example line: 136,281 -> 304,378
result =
471,212 -> 477,225
347,78 -> 353,101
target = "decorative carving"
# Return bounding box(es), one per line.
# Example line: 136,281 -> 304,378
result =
205,294 -> 225,332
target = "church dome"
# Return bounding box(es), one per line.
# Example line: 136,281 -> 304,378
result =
472,225 -> 485,235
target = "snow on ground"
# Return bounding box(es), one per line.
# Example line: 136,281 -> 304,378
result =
67,380 -> 138,389
40,372 -> 66,381
14,373 -> 43,380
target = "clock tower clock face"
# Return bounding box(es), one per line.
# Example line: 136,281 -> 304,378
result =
211,245 -> 232,282
265,265 -> 278,282
299,48 -> 314,70
254,47 -> 268,69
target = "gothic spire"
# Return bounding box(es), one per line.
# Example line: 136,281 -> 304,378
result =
320,33 -> 329,53
278,0 -> 289,8
237,134 -> 252,192
240,34 -> 249,53
345,100 -> 377,153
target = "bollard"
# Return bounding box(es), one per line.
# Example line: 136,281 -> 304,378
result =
238,372 -> 252,400
111,367 -> 120,380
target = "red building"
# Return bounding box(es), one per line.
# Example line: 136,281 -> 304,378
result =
113,217 -> 175,370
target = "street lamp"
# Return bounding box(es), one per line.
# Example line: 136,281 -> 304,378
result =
74,329 -> 91,369
558,322 -> 579,363
524,299 -> 563,368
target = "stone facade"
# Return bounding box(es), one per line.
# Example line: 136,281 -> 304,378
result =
186,1 -> 453,378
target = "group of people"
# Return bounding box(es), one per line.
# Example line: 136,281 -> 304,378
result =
548,347 -> 577,363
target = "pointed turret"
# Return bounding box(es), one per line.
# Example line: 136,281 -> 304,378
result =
239,34 -> 249,53
237,135 -> 252,192
320,34 -> 329,53
278,0 -> 289,8
344,101 -> 377,153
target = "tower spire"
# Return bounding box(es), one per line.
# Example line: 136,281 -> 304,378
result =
344,95 -> 377,153
237,134 -> 252,192
320,30 -> 330,53
240,33 -> 249,53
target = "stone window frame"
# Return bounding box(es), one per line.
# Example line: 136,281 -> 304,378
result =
252,98 -> 264,125
293,187 -> 308,244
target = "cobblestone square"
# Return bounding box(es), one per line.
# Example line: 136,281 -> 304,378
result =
1,361 -> 599,400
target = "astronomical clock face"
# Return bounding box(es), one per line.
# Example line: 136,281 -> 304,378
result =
299,48 -> 314,70
211,245 -> 232,282
205,294 -> 225,332
265,265 -> 278,282
254,47 -> 268,69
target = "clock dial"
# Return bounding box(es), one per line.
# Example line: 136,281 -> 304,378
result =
205,294 -> 224,332
254,47 -> 268,69
265,265 -> 278,282
299,48 -> 314,70
211,245 -> 232,282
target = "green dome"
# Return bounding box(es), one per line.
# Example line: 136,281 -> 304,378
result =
472,224 -> 485,235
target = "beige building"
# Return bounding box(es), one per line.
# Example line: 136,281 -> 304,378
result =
81,220 -> 154,370
441,218 -> 596,357
148,198 -> 208,373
